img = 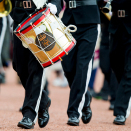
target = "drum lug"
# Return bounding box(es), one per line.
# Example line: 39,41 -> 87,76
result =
59,57 -> 63,61
18,24 -> 21,26
42,12 -> 46,17
66,52 -> 68,55
29,14 -> 32,17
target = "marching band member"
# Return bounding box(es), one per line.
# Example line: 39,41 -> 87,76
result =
10,0 -> 63,129
96,0 -> 118,110
61,0 -> 100,126
109,0 -> 131,125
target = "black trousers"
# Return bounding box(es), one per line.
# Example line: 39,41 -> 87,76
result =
110,25 -> 131,118
13,23 -> 49,123
100,22 -> 118,104
61,18 -> 98,119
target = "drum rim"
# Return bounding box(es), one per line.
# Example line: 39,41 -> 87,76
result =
14,7 -> 49,35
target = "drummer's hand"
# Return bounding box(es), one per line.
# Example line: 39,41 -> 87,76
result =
32,0 -> 47,9
47,3 -> 57,15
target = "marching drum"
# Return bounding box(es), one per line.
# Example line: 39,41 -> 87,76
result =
14,7 -> 77,68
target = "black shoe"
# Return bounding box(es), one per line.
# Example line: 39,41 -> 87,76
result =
113,115 -> 126,125
38,98 -> 51,128
82,94 -> 92,124
109,104 -> 114,110
67,117 -> 79,126
17,117 -> 34,129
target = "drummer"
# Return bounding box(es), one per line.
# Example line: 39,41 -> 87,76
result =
10,0 -> 63,129
61,0 -> 100,126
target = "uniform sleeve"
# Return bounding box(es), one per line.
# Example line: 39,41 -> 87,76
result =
49,0 -> 64,15
97,0 -> 104,8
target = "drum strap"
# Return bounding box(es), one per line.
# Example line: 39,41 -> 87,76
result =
67,0 -> 97,9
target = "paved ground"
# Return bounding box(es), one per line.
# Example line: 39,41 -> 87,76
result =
0,65 -> 131,131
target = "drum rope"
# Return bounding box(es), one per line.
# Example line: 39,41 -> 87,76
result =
44,14 -> 69,54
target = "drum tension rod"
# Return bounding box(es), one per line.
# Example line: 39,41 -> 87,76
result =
59,57 -> 63,61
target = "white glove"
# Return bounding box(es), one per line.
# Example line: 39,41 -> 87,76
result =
47,3 -> 57,15
32,0 -> 47,9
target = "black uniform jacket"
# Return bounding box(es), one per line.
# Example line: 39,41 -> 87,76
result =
10,0 -> 63,24
62,0 -> 100,25
109,0 -> 131,34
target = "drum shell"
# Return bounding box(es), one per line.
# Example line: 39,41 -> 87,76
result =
14,8 -> 76,68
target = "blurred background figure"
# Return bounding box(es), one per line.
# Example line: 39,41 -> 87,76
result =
109,0 -> 131,125
88,0 -> 118,111
49,61 -> 68,88
0,16 -> 12,84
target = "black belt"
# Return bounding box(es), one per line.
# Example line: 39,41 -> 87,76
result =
67,0 -> 97,9
112,10 -> 131,18
15,0 -> 36,8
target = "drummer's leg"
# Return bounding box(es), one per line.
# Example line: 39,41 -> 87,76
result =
13,34 -> 50,126
66,24 -> 98,119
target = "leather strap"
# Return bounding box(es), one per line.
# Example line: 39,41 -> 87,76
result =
67,0 -> 97,8
15,0 -> 36,8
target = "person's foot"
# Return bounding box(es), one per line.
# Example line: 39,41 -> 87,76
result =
38,98 -> 51,128
67,116 -> 79,126
82,94 -> 92,124
109,104 -> 114,110
92,91 -> 108,101
17,117 -> 34,129
113,115 -> 126,125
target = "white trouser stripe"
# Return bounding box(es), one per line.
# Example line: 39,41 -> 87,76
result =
0,17 -> 7,69
78,24 -> 100,120
78,58 -> 93,120
33,69 -> 46,123
126,97 -> 131,118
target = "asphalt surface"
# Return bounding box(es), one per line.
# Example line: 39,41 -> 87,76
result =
0,64 -> 131,131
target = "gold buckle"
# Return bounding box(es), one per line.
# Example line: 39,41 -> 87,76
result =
118,10 -> 125,18
23,1 -> 31,9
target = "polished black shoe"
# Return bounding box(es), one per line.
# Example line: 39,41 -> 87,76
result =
109,104 -> 114,110
67,117 -> 79,126
113,115 -> 126,125
82,94 -> 92,124
38,98 -> 51,128
17,117 -> 34,129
